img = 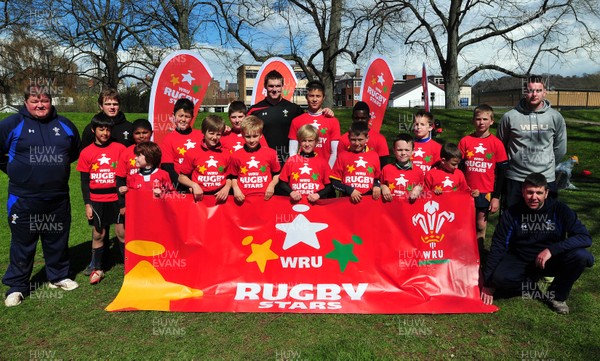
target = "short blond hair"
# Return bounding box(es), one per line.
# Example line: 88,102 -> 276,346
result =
241,115 -> 264,135
297,124 -> 319,142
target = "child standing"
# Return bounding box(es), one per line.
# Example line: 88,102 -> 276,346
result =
279,124 -> 332,203
229,115 -> 281,202
458,104 -> 508,253
178,115 -> 232,202
380,133 -> 424,202
77,114 -> 125,284
120,142 -> 173,197
412,110 -> 442,174
221,100 -> 267,153
424,143 -> 472,195
330,122 -> 381,203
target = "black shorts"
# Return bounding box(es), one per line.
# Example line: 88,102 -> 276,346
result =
474,193 -> 491,210
88,201 -> 120,232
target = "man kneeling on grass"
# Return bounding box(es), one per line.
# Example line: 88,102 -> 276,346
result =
480,173 -> 594,314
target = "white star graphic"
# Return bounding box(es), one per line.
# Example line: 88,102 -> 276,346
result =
413,147 -> 425,158
310,119 -> 321,129
98,154 -> 111,165
299,163 -> 312,175
232,142 -> 243,151
474,143 -> 487,154
442,176 -> 454,188
276,214 -> 328,250
395,174 -> 408,187
184,139 -> 196,149
182,71 -> 195,84
354,156 -> 368,168
377,73 -> 385,85
246,156 -> 260,168
205,156 -> 218,167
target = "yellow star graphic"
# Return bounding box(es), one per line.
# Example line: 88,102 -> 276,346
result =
346,164 -> 355,173
197,165 -> 207,174
178,147 -> 187,155
240,166 -> 248,175
170,74 -> 180,86
388,183 -> 396,191
129,158 -> 136,166
371,76 -> 377,85
467,150 -> 474,158
105,260 -> 203,311
435,185 -> 443,192
92,163 -> 99,171
292,172 -> 300,181
246,239 -> 279,273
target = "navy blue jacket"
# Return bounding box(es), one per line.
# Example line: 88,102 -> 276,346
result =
0,106 -> 81,198
484,197 -> 592,286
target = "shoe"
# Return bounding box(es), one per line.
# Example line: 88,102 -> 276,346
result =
547,299 -> 569,314
5,292 -> 23,307
90,270 -> 105,285
48,278 -> 79,291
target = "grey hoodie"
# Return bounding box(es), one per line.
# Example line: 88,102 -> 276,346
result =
497,99 -> 567,182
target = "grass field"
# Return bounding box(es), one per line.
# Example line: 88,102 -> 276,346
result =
0,108 -> 599,360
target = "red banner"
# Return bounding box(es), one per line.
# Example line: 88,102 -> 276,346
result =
422,62 -> 430,112
251,57 -> 298,105
359,56 -> 395,133
107,192 -> 497,314
148,50 -> 213,145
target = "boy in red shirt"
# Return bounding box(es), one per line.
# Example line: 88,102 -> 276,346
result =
424,143 -> 473,195
381,133 -> 424,202
458,104 -> 508,253
77,115 -> 125,284
330,122 -> 381,203
229,115 -> 281,203
412,110 -> 442,174
288,80 -> 341,168
178,115 -> 232,202
120,142 -> 172,196
280,124 -> 332,203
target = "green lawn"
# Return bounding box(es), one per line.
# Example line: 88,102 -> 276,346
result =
0,108 -> 599,360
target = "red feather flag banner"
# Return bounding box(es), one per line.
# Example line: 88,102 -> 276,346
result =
359,56 -> 395,133
422,62 -> 430,112
251,57 -> 298,105
106,191 -> 498,314
148,50 -> 213,145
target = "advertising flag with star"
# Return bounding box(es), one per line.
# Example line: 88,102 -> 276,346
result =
107,192 -> 497,314
251,57 -> 298,105
148,50 -> 213,145
359,56 -> 395,133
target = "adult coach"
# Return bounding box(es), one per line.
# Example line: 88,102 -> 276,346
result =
497,75 -> 567,208
1,86 -> 81,307
480,173 -> 594,314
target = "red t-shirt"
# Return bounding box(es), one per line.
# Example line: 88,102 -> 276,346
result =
115,144 -> 137,179
288,112 -> 341,162
380,164 -> 424,199
77,141 -> 126,202
279,154 -> 331,195
127,168 -> 173,193
458,134 -> 508,193
412,138 -> 442,174
160,129 -> 204,173
220,130 -> 267,154
424,167 -> 470,193
179,144 -> 231,192
330,150 -> 381,194
337,130 -> 389,158
229,145 -> 281,196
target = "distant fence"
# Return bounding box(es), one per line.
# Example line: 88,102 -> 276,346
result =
474,89 -> 600,108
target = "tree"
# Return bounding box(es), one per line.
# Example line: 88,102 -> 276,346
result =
376,0 -> 600,108
208,0 -> 391,108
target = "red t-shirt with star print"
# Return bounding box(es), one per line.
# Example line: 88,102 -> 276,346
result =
179,144 -> 231,192
160,129 -> 204,173
279,154 -> 331,195
337,130 -> 390,158
229,145 -> 281,196
424,167 -> 470,193
115,144 -> 138,179
330,149 -> 380,194
380,164 -> 424,199
77,141 -> 126,202
288,112 -> 341,162
458,134 -> 508,193
220,130 -> 268,154
412,138 -> 441,174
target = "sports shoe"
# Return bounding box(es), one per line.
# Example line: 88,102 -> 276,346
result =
5,292 -> 23,307
48,278 -> 79,291
547,299 -> 569,314
90,270 -> 105,285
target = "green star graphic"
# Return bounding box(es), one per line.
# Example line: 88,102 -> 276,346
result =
218,165 -> 225,173
326,239 -> 359,272
192,85 -> 201,93
311,173 -> 319,181
407,184 -> 413,191
383,86 -> 388,93
486,152 -> 493,160
283,89 -> 289,97
320,128 -> 327,134
424,155 -> 432,163
259,165 -> 267,173
111,161 -> 118,168
367,166 -> 374,174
